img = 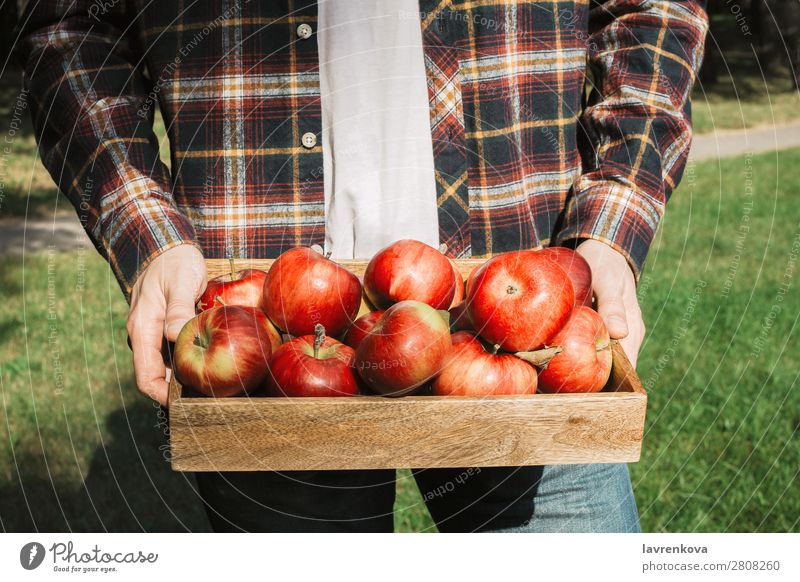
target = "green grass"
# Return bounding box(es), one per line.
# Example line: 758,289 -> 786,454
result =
1,147 -> 797,532
631,148 -> 800,532
691,54 -> 800,135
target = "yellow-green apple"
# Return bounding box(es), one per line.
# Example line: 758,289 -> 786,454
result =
467,250 -> 574,352
267,324 -> 360,397
174,306 -> 273,397
354,300 -> 451,396
432,331 -> 538,396
537,306 -> 612,393
262,247 -> 362,337
364,239 -> 456,309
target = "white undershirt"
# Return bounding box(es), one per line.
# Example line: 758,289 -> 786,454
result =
317,0 -> 439,260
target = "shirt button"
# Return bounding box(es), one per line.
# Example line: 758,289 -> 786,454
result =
296,23 -> 313,39
301,132 -> 317,148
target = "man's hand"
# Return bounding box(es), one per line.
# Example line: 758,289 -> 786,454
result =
576,240 -> 645,368
126,245 -> 207,405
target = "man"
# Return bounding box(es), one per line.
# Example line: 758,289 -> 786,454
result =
19,0 -> 707,532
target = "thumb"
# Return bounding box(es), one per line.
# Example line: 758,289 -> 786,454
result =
596,291 -> 629,339
164,293 -> 198,342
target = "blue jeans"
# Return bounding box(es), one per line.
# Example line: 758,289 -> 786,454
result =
492,464 -> 641,533
196,463 -> 639,532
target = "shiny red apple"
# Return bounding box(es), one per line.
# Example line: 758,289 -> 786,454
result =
448,301 -> 473,332
432,332 -> 538,396
540,247 -> 593,307
449,260 -> 465,308
262,247 -> 362,337
197,259 -> 268,311
467,250 -> 574,352
239,306 -> 283,354
537,306 -> 612,393
355,300 -> 451,396
343,310 -> 385,350
267,325 -> 360,397
174,306 -> 273,397
364,239 -> 456,310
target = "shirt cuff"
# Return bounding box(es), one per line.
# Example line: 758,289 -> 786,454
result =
101,192 -> 200,301
555,177 -> 665,281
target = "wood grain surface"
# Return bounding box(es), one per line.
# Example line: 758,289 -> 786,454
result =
168,259 -> 647,472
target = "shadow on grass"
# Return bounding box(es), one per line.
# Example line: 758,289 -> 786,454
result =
0,395 -> 211,532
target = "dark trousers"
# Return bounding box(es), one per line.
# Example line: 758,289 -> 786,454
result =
196,466 -> 543,532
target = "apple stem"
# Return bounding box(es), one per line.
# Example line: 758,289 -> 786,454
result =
215,295 -> 226,307
491,344 -> 501,355
314,323 -> 326,358
229,257 -> 235,279
514,345 -> 563,368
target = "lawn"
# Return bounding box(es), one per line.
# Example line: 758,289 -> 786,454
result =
1,147 -> 797,532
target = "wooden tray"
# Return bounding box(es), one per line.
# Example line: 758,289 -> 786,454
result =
168,258 -> 647,472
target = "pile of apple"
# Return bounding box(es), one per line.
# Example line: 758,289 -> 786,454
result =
174,240 -> 613,398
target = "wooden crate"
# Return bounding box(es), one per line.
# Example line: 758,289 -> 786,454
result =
168,258 -> 647,472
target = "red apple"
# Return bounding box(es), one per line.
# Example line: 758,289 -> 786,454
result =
467,251 -> 574,352
355,300 -> 451,396
537,306 -> 612,393
174,306 -> 273,397
432,332 -> 538,396
465,262 -> 481,297
449,260 -> 465,308
540,247 -> 593,307
239,306 -> 283,354
262,247 -> 362,337
364,239 -> 456,310
448,301 -> 473,332
268,325 -> 360,397
197,259 -> 268,311
343,310 -> 385,350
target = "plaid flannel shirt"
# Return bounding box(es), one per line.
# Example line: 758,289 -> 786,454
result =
18,0 -> 708,300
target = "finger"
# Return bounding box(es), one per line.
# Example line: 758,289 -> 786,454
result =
164,292 -> 199,342
619,290 -> 645,369
594,286 -> 629,339
129,310 -> 170,405
618,333 -> 639,369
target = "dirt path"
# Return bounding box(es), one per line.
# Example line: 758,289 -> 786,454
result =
0,214 -> 90,256
689,120 -> 800,162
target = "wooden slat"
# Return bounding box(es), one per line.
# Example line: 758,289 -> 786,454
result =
169,385 -> 645,471
168,258 -> 647,472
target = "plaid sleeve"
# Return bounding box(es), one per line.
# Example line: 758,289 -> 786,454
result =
17,1 -> 199,300
556,0 -> 708,279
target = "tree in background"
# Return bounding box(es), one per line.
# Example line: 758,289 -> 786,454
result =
0,1 -> 19,67
702,0 -> 800,90
758,0 -> 800,89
